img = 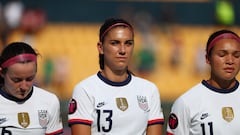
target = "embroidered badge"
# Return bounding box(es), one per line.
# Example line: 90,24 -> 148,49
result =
168,113 -> 178,129
18,112 -> 30,128
69,98 -> 77,114
116,98 -> 128,111
222,107 -> 234,122
137,96 -> 149,111
38,110 -> 48,127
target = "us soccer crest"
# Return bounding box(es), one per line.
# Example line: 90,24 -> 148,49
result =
38,110 -> 48,127
116,98 -> 128,111
137,96 -> 149,111
222,107 -> 234,122
18,112 -> 30,128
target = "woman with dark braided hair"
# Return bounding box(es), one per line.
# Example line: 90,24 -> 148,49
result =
167,29 -> 240,135
68,18 -> 164,135
0,42 -> 63,134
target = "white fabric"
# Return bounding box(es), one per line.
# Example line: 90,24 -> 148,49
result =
68,73 -> 164,135
167,80 -> 240,135
0,86 -> 63,135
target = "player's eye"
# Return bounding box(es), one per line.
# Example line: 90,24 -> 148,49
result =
11,78 -> 23,83
26,76 -> 35,81
125,40 -> 134,46
110,40 -> 120,45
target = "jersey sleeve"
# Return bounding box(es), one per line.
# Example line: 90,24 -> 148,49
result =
46,95 -> 64,135
68,84 -> 93,126
167,97 -> 190,135
148,85 -> 164,126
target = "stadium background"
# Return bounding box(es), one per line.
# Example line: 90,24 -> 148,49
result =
1,0 -> 240,134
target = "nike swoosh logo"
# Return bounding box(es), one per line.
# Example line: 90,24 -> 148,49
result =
97,102 -> 105,108
200,113 -> 209,120
0,118 -> 7,124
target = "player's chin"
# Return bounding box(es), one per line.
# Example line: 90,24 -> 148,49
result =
115,64 -> 128,71
15,95 -> 27,100
222,74 -> 237,81
16,92 -> 29,99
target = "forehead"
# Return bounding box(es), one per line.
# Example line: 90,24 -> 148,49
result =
213,38 -> 240,50
7,62 -> 37,75
106,27 -> 133,38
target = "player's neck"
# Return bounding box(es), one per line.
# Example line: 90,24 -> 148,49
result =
100,69 -> 128,82
207,78 -> 237,90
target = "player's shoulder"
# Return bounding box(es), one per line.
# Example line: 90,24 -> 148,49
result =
173,82 -> 205,106
182,81 -> 205,97
32,86 -> 60,107
33,86 -> 58,99
75,73 -> 98,87
130,75 -> 160,94
132,75 -> 157,86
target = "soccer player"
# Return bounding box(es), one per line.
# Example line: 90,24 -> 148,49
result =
68,18 -> 164,135
167,29 -> 240,135
0,42 -> 63,135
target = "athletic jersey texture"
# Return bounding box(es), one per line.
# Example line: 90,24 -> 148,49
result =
167,80 -> 240,135
0,86 -> 63,135
68,72 -> 164,135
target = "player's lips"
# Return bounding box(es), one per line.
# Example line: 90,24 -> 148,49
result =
19,92 -> 27,96
224,67 -> 235,73
19,89 -> 29,95
117,57 -> 127,61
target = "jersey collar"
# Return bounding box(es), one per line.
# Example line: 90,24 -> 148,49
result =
97,71 -> 131,86
202,80 -> 239,94
0,87 -> 33,103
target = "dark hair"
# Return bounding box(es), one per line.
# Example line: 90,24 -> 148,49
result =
99,18 -> 133,70
206,29 -> 240,57
0,42 -> 38,85
99,18 -> 133,42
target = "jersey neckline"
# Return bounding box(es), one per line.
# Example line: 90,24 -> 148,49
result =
0,87 -> 33,102
97,71 -> 132,86
202,80 -> 239,94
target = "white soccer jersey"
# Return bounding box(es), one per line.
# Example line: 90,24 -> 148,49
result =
0,86 -> 63,135
167,80 -> 240,135
68,72 -> 164,135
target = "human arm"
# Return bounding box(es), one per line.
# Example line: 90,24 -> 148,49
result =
46,94 -> 64,135
166,97 -> 190,135
68,84 -> 94,135
146,124 -> 162,135
71,124 -> 91,135
147,85 -> 164,135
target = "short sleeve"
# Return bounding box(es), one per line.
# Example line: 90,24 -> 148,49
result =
167,97 -> 190,135
148,85 -> 164,125
68,84 -> 94,126
46,94 -> 63,134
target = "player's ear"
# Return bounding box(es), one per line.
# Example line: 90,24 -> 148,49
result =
206,54 -> 210,64
97,42 -> 104,54
0,67 -> 4,77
